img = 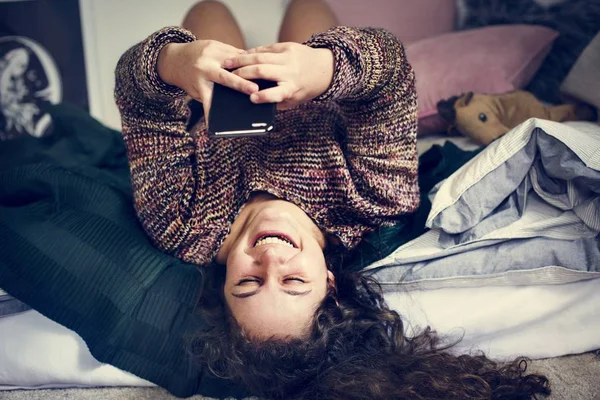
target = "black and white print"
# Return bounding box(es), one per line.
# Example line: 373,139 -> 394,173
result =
0,35 -> 62,138
0,0 -> 88,140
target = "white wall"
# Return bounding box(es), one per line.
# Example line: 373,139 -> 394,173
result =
79,0 -> 288,130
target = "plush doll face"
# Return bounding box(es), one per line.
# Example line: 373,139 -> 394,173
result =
453,92 -> 510,145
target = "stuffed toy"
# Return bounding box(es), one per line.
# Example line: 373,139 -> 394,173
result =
437,90 -> 596,145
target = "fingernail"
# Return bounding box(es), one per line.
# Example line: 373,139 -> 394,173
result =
240,50 -> 248,54
250,93 -> 259,103
224,59 -> 233,68
248,84 -> 258,94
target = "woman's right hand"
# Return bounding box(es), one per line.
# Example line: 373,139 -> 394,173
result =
157,40 -> 259,118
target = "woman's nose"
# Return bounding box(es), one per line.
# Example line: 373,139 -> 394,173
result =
257,247 -> 287,267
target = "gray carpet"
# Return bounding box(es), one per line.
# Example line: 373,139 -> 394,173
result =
1,353 -> 599,399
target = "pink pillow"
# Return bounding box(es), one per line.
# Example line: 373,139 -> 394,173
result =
324,0 -> 456,44
406,25 -> 559,135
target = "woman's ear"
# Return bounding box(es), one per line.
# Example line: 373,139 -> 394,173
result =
327,270 -> 336,288
327,271 -> 339,306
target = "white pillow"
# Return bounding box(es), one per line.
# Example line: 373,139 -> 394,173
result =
0,310 -> 152,390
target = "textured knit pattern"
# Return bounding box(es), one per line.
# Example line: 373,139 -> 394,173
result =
114,26 -> 419,265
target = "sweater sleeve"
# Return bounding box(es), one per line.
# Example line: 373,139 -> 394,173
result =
306,27 -> 420,220
114,27 -> 213,264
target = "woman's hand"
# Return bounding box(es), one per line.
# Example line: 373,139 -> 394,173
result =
224,43 -> 334,109
157,40 -> 259,118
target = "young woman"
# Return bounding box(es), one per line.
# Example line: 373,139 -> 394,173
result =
115,1 -> 550,398
115,0 -> 419,340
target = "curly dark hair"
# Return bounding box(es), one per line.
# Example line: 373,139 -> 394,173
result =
190,264 -> 550,399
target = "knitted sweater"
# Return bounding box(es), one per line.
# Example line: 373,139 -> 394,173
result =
114,26 -> 419,266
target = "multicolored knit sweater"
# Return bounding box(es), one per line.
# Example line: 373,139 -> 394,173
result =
115,26 -> 419,266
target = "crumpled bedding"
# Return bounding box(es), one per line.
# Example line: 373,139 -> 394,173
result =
367,119 -> 600,288
369,118 -> 600,361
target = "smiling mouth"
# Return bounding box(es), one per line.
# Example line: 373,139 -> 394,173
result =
254,234 -> 297,249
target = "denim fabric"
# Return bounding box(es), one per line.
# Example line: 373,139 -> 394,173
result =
368,236 -> 600,290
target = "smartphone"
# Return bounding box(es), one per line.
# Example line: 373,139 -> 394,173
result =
207,79 -> 277,138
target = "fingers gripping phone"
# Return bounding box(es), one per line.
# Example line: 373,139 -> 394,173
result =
207,79 -> 277,138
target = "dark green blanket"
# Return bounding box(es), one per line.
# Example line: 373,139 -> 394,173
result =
0,104 -> 480,398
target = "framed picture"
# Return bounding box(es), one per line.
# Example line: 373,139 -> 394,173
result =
0,0 -> 88,140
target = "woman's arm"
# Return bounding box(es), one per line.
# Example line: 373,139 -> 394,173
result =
307,27 -> 419,217
226,27 -> 419,219
114,27 -> 254,263
115,27 -> 198,259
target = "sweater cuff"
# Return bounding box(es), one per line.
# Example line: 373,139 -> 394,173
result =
305,27 -> 363,102
138,27 -> 196,100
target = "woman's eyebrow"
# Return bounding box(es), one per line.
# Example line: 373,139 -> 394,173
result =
231,289 -> 259,298
282,289 -> 312,296
230,289 -> 312,298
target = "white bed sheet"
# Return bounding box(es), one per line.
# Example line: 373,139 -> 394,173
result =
0,310 -> 154,390
385,278 -> 600,361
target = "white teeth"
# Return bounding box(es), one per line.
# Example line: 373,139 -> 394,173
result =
254,236 -> 295,248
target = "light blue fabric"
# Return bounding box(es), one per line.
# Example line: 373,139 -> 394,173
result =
428,137 -> 535,234
437,193 -> 520,247
366,120 -> 600,290
367,236 -> 600,290
427,120 -> 600,237
436,129 -> 600,246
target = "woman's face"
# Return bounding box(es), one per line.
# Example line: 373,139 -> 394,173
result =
217,196 -> 334,339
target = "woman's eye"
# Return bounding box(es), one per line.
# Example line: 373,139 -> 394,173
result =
237,278 -> 260,285
284,277 -> 305,283
478,113 -> 488,122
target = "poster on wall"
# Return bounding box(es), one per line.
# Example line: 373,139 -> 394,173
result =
0,0 -> 88,141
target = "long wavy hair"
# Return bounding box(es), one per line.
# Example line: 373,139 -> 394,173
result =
190,263 -> 550,399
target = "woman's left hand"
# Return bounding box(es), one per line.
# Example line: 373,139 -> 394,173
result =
224,43 -> 334,109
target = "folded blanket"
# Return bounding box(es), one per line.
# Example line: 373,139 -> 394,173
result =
0,103 -> 479,397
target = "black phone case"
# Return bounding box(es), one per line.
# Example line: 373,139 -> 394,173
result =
208,79 -> 277,138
